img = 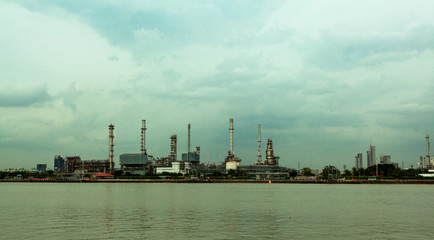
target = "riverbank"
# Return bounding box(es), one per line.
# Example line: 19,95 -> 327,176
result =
2,178 -> 434,184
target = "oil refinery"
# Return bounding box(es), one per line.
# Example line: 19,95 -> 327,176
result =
52,118 -> 288,179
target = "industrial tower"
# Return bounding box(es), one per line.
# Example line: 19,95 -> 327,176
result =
108,124 -> 115,173
265,139 -> 278,165
257,124 -> 262,163
170,135 -> 177,161
141,120 -> 147,155
225,118 -> 241,170
427,135 -> 431,169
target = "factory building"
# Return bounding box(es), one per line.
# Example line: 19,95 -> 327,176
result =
120,153 -> 151,171
65,156 -> 110,173
65,156 -> 81,173
119,120 -> 154,174
155,161 -> 191,175
182,151 -> 200,164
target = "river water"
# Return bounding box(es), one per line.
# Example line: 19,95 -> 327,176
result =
0,183 -> 433,239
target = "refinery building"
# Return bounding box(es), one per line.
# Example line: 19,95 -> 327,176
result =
54,118 -> 289,179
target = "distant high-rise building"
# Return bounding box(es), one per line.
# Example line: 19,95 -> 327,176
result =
355,153 -> 363,169
37,164 -> 47,172
367,145 -> 376,167
54,155 -> 65,171
380,155 -> 391,164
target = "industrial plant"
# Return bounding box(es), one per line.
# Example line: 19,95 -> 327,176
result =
4,118 -> 434,182
50,118 -> 288,179
35,116 -> 434,181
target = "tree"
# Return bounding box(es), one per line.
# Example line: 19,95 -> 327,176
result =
211,170 -> 223,177
321,166 -> 340,180
342,169 -> 352,178
302,168 -> 314,176
289,169 -> 298,179
113,170 -> 124,177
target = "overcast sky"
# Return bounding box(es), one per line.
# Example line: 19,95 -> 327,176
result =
1,0 -> 434,170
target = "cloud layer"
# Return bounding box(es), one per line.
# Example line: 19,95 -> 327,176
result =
1,0 -> 434,169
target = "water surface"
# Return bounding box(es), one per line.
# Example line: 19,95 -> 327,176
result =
1,183 -> 433,239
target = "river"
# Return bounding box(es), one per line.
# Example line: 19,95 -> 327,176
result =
0,183 -> 433,239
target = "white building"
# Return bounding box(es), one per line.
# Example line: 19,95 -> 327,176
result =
226,161 -> 240,171
155,161 -> 191,175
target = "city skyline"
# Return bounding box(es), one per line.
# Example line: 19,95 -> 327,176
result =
1,0 -> 434,169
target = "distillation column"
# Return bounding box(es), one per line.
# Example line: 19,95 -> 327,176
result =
257,124 -> 262,163
427,135 -> 431,168
188,123 -> 191,153
141,120 -> 147,155
225,118 -> 241,170
265,139 -> 276,165
229,118 -> 234,154
170,135 -> 177,161
109,124 -> 115,173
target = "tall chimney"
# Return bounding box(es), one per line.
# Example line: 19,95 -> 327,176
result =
257,124 -> 262,162
188,123 -> 191,153
109,124 -> 115,173
229,118 -> 234,154
426,135 -> 430,167
170,135 -> 177,161
141,120 -> 147,155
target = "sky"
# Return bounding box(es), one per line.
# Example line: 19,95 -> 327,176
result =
1,0 -> 434,170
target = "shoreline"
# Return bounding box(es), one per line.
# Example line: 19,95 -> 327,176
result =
2,178 -> 434,184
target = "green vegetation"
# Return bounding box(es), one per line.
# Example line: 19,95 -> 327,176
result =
349,164 -> 426,179
0,170 -> 56,179
322,166 -> 340,180
226,169 -> 249,179
289,169 -> 298,179
301,167 -> 314,176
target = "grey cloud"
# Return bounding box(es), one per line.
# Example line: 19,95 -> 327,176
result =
60,84 -> 83,111
0,85 -> 52,107
307,25 -> 434,69
201,72 -> 265,89
108,55 -> 119,61
163,69 -> 182,80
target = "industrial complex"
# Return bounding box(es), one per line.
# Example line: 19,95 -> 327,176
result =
6,118 -> 433,181
50,118 -> 288,179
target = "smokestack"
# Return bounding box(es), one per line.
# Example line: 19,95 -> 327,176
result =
170,135 -> 177,161
427,135 -> 430,167
188,123 -> 191,153
258,124 -> 262,162
109,124 -> 115,173
141,120 -> 147,155
229,118 -> 234,154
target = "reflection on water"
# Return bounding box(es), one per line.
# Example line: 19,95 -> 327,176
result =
1,183 -> 434,239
